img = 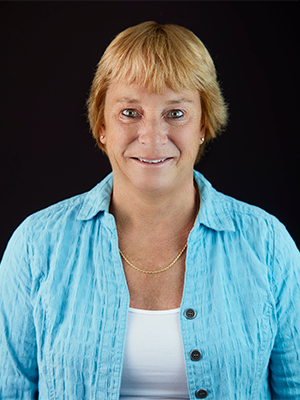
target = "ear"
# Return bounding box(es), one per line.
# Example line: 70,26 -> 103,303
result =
200,123 -> 206,143
99,124 -> 106,145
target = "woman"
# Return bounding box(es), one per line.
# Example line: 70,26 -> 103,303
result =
0,21 -> 299,400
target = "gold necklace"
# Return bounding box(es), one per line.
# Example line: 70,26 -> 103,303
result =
119,184 -> 200,274
119,242 -> 188,274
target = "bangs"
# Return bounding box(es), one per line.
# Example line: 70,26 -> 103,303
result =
104,23 -> 210,94
109,46 -> 198,94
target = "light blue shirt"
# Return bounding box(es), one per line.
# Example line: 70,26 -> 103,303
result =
0,171 -> 299,399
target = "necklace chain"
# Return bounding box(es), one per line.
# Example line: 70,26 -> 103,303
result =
119,242 -> 188,274
119,184 -> 199,275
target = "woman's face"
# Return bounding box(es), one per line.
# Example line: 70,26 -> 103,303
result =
99,81 -> 205,194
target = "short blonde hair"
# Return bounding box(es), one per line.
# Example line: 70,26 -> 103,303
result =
87,21 -> 228,161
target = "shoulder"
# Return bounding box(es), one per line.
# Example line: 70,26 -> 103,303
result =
220,191 -> 298,266
16,191 -> 90,240
195,170 -> 286,231
1,191 -> 88,273
195,170 -> 280,236
2,173 -> 114,260
17,173 -> 113,234
194,170 -> 299,266
219,189 -> 279,232
217,185 -> 295,252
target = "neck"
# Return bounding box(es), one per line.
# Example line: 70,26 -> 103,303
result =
110,175 -> 198,239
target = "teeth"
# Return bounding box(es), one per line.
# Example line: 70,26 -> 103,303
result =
138,158 -> 167,164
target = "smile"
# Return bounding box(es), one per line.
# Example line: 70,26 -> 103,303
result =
136,158 -> 168,164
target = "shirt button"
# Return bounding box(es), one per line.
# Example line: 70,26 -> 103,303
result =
190,349 -> 202,361
184,308 -> 197,319
195,389 -> 208,398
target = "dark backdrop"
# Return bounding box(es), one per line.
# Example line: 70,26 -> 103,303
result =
1,1 -> 299,259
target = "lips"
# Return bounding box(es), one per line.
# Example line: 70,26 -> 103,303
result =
136,158 -> 168,164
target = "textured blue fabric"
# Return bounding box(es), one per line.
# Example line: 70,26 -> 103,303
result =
0,171 -> 299,400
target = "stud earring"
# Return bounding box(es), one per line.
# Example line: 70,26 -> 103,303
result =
100,135 -> 105,140
201,137 -> 205,142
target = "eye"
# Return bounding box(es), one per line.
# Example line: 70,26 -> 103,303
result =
122,109 -> 138,118
169,110 -> 184,118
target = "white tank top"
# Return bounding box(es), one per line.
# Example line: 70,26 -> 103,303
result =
119,307 -> 190,399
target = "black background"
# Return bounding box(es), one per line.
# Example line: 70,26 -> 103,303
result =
0,1 -> 299,259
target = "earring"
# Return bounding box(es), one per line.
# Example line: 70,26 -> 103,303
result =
201,137 -> 205,142
100,135 -> 105,140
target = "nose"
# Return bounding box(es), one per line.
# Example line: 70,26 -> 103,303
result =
138,117 -> 168,148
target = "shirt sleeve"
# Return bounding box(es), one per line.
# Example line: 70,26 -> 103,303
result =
268,219 -> 300,399
0,221 -> 39,399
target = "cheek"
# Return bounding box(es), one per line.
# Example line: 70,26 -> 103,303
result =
106,122 -> 138,153
173,126 -> 200,154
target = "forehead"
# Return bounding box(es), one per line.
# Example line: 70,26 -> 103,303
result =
105,81 -> 201,107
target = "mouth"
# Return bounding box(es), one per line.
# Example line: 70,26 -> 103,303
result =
135,158 -> 169,164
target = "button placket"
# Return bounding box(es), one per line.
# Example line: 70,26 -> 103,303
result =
183,308 -> 207,398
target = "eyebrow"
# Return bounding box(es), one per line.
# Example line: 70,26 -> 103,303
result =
116,97 -> 140,104
166,98 -> 194,105
116,97 -> 194,104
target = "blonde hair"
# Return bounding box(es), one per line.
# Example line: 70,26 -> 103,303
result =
87,21 -> 228,161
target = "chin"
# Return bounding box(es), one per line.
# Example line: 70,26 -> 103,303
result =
132,174 -> 178,194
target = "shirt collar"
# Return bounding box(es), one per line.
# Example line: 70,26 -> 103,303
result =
77,170 -> 235,232
194,170 -> 235,232
77,173 -> 113,221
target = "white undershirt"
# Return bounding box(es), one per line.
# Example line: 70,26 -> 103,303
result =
119,307 -> 190,399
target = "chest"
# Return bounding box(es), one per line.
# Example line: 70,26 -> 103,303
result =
122,255 -> 186,310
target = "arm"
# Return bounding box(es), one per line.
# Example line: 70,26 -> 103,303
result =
269,220 -> 300,399
0,223 -> 38,399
